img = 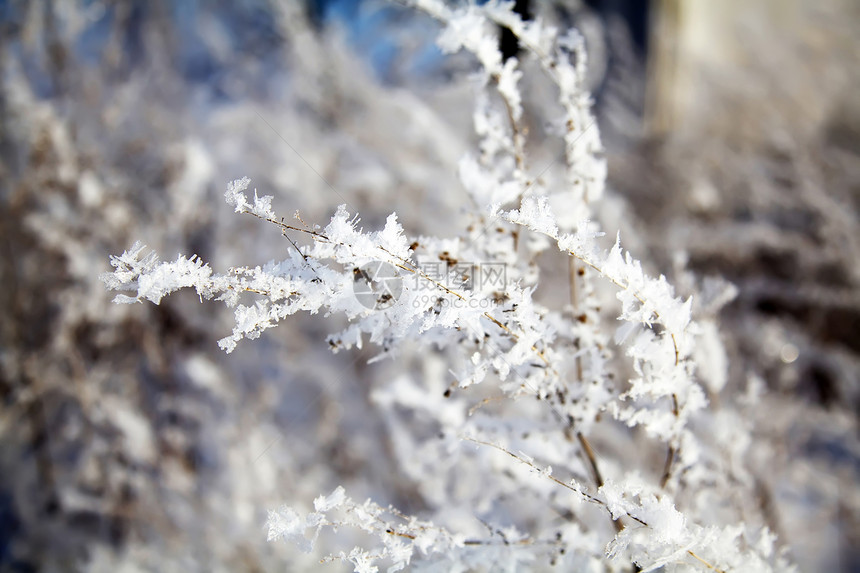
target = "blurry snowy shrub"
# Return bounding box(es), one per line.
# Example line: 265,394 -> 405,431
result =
102,1 -> 800,572
1,1 -> 445,570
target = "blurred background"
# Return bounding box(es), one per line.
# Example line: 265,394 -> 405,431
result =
0,0 -> 858,571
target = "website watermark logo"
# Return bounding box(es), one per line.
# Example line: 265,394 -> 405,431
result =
352,260 -> 508,309
409,261 -> 507,292
352,261 -> 403,310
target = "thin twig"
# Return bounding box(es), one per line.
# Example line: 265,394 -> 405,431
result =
576,432 -> 624,535
687,550 -> 727,573
466,436 -> 647,527
660,394 -> 680,489
468,438 -> 727,573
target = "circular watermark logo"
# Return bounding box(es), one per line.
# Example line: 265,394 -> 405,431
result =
352,261 -> 402,310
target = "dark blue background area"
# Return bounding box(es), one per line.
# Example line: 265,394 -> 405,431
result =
0,0 -> 385,99
0,0 -> 649,98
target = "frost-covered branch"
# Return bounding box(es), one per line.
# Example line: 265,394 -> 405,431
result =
101,2 -> 797,571
103,177 -> 558,401
267,485 -> 564,572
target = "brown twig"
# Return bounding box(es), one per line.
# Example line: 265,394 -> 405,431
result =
468,438 -> 728,572
660,394 -> 680,489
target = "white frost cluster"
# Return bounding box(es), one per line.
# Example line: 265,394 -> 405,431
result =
224,175 -> 276,219
267,486 -> 468,572
102,241 -> 213,305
